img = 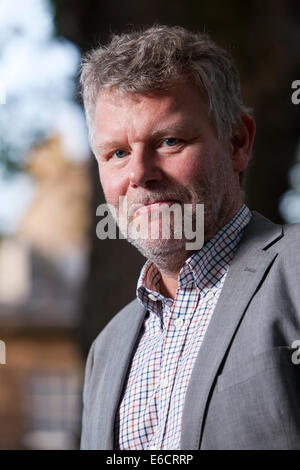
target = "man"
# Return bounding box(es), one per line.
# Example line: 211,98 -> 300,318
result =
79,25 -> 300,450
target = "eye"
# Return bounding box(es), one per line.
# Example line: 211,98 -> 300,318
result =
112,149 -> 127,159
162,138 -> 180,147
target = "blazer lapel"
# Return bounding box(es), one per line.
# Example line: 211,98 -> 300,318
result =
180,212 -> 283,450
94,299 -> 147,449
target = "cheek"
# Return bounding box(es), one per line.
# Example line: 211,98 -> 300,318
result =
170,152 -> 209,187
98,165 -> 129,208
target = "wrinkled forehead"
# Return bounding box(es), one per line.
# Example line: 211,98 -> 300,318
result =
94,81 -> 211,124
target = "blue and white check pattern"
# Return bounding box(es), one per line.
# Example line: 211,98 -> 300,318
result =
115,204 -> 252,450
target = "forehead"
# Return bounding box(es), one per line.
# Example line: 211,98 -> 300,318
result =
94,82 -> 213,143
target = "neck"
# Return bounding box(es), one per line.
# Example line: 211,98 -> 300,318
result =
148,251 -> 192,299
159,273 -> 179,299
156,200 -> 244,299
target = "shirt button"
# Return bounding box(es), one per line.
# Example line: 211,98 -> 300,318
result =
161,378 -> 169,389
174,318 -> 184,328
206,291 -> 215,300
148,293 -> 157,301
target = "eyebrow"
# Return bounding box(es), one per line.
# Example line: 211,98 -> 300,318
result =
149,121 -> 200,139
96,141 -> 126,155
95,120 -> 201,155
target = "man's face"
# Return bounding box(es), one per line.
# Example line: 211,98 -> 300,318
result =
93,81 -> 242,265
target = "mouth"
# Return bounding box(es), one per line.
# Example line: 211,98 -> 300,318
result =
133,200 -> 180,217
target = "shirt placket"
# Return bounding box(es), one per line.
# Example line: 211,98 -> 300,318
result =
143,302 -> 168,448
161,288 -> 201,448
153,287 -> 196,448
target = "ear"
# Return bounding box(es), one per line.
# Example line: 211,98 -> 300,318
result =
229,113 -> 256,173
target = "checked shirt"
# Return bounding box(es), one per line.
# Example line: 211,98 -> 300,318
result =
115,204 -> 252,450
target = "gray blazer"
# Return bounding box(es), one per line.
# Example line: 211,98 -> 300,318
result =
80,212 -> 300,450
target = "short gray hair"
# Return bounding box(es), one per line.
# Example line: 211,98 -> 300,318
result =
80,25 -> 250,153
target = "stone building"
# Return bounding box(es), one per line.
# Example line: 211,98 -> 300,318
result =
0,137 -> 91,449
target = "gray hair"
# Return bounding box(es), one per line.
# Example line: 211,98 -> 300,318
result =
80,25 -> 250,154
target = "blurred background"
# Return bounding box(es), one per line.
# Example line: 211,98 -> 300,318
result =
0,0 -> 299,450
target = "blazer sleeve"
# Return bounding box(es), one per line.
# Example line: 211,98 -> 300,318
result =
80,339 -> 96,450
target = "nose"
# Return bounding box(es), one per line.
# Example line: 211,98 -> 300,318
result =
128,145 -> 163,188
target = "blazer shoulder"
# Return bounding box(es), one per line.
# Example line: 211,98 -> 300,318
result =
276,222 -> 300,267
282,221 -> 300,240
250,211 -> 300,252
274,221 -> 300,256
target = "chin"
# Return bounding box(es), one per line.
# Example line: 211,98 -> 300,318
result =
128,236 -> 187,260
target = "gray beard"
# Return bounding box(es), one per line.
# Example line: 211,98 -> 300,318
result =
119,199 -> 217,275
111,179 -> 224,275
127,232 -> 191,274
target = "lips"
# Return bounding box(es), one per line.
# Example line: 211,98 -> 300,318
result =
134,200 -> 180,217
